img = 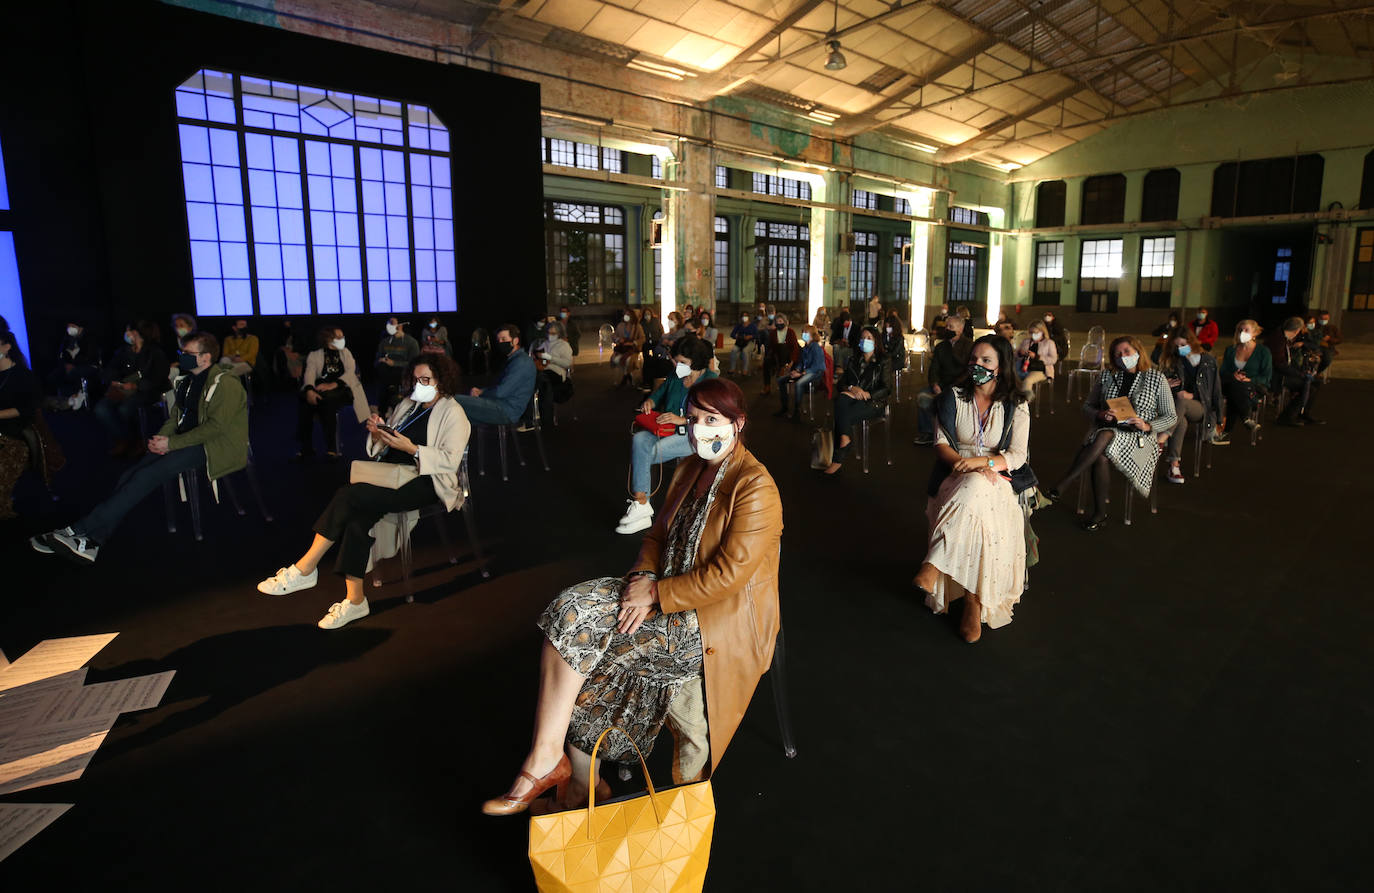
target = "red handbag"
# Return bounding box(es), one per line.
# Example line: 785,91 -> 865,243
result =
634,412 -> 679,437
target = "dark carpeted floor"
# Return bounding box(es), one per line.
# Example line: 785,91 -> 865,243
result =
1,361 -> 1370,891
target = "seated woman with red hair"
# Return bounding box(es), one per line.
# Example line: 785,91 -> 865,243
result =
481,377 -> 783,816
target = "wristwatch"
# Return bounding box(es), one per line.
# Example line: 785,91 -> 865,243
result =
987,458 -> 995,468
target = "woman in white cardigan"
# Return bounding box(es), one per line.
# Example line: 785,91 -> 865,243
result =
259,353 -> 471,629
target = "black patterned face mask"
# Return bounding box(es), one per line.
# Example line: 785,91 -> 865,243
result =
967,364 -> 995,385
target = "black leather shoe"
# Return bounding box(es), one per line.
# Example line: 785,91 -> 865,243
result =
1045,487 -> 1062,502
1080,515 -> 1108,532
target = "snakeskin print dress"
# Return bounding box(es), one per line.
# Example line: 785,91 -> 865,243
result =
538,459 -> 730,763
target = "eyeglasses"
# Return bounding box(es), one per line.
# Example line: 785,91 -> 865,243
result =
413,375 -> 433,385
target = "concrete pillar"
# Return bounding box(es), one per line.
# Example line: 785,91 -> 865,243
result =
811,171 -> 842,323
664,142 -> 713,323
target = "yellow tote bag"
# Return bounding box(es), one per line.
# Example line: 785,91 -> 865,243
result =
529,728 -> 715,893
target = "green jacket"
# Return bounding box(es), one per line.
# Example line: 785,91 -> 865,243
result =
647,369 -> 718,415
157,365 -> 249,480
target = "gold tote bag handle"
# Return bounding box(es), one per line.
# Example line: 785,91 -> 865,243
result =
586,727 -> 664,839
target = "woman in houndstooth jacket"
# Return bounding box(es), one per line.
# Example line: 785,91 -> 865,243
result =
1047,335 -> 1175,532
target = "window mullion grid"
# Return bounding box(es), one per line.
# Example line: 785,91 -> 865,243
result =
231,75 -> 263,315
296,137 -> 318,313
402,105 -> 420,314
353,144 -> 373,311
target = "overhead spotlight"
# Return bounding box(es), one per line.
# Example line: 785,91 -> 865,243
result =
825,40 -> 847,71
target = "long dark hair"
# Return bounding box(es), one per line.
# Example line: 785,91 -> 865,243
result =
859,325 -> 885,360
0,329 -> 27,369
959,333 -> 1025,404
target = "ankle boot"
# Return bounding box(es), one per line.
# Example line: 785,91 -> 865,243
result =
961,593 -> 982,643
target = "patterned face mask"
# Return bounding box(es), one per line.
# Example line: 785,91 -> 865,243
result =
967,364 -> 995,385
689,421 -> 735,460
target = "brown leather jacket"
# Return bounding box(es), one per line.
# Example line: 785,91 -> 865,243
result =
631,445 -> 783,775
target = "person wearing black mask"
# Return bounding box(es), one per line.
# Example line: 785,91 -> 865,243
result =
830,310 -> 860,374
221,318 -> 259,379
455,324 -> 536,427
31,332 -> 247,563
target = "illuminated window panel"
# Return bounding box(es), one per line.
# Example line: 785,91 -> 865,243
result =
849,231 -> 877,303
361,146 -> 412,313
179,123 -> 251,317
1138,236 -> 1176,308
543,201 -> 626,305
891,234 -> 911,302
714,216 -> 730,303
175,69 -> 454,315
651,155 -> 663,180
409,152 -> 456,313
0,127 -> 27,356
1034,241 -> 1064,304
1078,238 -> 1124,312
852,189 -> 877,210
245,132 -> 310,316
305,140 -> 364,314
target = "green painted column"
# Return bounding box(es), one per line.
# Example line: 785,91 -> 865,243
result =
665,142 -> 713,318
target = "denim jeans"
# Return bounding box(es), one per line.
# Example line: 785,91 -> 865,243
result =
777,371 -> 819,415
455,394 -> 517,426
729,344 -> 754,373
915,387 -> 937,434
630,430 -> 694,495
75,444 -> 206,544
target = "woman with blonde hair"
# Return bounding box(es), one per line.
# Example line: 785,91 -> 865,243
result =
1014,319 -> 1059,399
1047,335 -> 1176,531
1157,325 -> 1222,478
1218,319 -> 1271,438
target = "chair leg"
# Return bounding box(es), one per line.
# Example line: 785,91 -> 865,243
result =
433,510 -> 459,565
461,502 -> 491,579
496,426 -> 509,481
185,470 -> 204,542
884,414 -> 892,467
860,420 -> 870,474
507,424 -> 526,468
531,424 -> 551,472
222,476 -> 246,517
1076,475 -> 1087,515
770,629 -> 798,759
400,522 -> 415,604
476,425 -> 488,476
244,461 -> 274,522
1123,479 -> 1134,526
163,479 -> 179,534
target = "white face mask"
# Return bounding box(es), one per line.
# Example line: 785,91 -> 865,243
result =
1187,353 -> 1201,367
1032,332 -> 1043,341
675,361 -> 691,379
860,338 -> 875,354
1238,330 -> 1252,344
429,321 -> 438,329
411,382 -> 438,403
546,331 -> 558,342
690,420 -> 736,461
67,326 -> 79,337
700,317 -> 709,326
885,327 -> 893,334
385,323 -> 397,335
741,317 -> 749,324
331,337 -> 346,350
1118,352 -> 1139,370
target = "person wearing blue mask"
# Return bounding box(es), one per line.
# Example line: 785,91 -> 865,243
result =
774,324 -> 825,421
1047,335 -> 1176,531
32,331 -> 247,564
1157,327 -> 1222,482
821,325 -> 889,476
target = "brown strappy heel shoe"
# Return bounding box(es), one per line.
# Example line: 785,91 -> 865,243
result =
481,755 -> 572,816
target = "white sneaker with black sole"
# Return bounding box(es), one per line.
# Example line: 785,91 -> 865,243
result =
49,530 -> 100,564
615,499 -> 654,534
30,526 -> 76,554
318,598 -> 369,629
257,564 -> 318,596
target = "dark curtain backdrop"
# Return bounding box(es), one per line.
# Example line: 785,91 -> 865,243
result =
0,0 -> 545,375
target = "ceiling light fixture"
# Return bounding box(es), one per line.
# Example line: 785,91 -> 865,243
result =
824,2 -> 847,71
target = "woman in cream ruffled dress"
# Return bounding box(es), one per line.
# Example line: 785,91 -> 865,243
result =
912,334 -> 1030,643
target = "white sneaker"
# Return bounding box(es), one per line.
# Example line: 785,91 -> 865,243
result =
1243,418 -> 1260,431
67,392 -> 86,410
318,598 -> 369,630
30,527 -> 75,554
257,564 -> 318,596
615,499 -> 654,534
50,530 -> 99,564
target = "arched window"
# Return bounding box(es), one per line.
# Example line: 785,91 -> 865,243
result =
174,69 -> 456,316
1035,180 -> 1066,228
1081,174 -> 1127,225
1141,169 -> 1180,222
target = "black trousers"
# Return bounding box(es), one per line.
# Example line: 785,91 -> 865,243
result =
1221,379 -> 1257,432
297,386 -> 353,453
1278,376 -> 1321,420
313,476 -> 439,579
832,395 -> 882,456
